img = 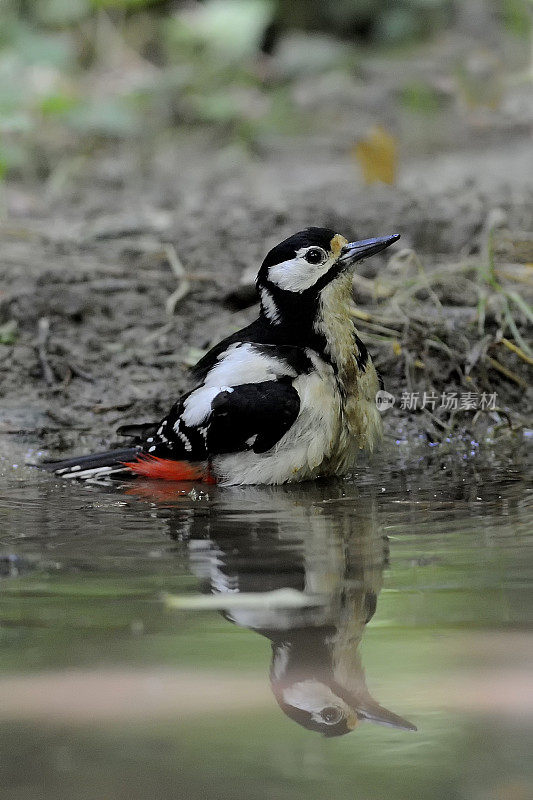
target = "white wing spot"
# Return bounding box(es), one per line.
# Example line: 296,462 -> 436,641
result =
177,430 -> 192,452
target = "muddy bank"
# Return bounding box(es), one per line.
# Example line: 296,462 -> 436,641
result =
0,131 -> 531,470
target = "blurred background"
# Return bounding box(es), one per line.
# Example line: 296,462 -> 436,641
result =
0,0 -> 532,184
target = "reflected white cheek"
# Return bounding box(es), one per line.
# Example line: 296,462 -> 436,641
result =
283,680 -> 340,712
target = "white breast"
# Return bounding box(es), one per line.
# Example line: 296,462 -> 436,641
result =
209,305 -> 381,485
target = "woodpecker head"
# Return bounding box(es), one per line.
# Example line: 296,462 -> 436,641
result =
273,677 -> 417,737
270,628 -> 417,737
257,227 -> 399,326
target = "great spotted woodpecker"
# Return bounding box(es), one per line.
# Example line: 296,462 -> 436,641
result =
43,228 -> 399,485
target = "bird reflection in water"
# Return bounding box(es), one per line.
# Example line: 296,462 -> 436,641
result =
129,480 -> 416,737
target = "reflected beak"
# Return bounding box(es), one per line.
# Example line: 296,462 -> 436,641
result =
338,234 -> 400,266
356,700 -> 417,732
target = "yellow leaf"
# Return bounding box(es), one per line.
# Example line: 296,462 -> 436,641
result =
353,126 -> 398,185
392,340 -> 402,356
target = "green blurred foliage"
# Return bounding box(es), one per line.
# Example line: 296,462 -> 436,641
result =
0,0 -> 531,179
167,0 -> 273,60
34,0 -> 91,28
498,0 -> 532,36
400,82 -> 446,114
0,320 -> 18,344
273,0 -> 453,44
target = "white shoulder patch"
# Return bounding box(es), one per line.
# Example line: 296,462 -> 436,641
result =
181,385 -> 233,427
202,342 -> 295,388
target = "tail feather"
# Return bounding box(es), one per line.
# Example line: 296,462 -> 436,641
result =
123,455 -> 206,482
41,447 -> 141,479
41,447 -> 212,483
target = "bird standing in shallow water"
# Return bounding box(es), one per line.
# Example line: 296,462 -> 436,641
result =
43,228 -> 399,485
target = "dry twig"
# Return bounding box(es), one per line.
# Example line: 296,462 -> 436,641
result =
164,244 -> 191,315
499,337 -> 533,366
487,356 -> 528,388
36,318 -> 56,386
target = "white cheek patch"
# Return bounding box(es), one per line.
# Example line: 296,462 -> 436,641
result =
268,250 -> 334,293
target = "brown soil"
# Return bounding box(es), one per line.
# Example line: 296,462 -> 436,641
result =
1,59 -> 531,471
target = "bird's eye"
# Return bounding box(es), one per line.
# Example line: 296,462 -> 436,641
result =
320,706 -> 343,725
305,247 -> 326,265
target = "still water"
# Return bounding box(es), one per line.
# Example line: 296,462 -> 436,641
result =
0,440 -> 532,800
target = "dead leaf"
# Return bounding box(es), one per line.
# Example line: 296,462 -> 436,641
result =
353,126 -> 397,185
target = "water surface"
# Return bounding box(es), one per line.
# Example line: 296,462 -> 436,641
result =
0,441 -> 532,800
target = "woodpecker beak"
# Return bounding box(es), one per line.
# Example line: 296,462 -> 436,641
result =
338,234 -> 400,266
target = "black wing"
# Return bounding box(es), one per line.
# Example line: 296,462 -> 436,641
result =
209,380 -> 300,454
144,380 -> 300,460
